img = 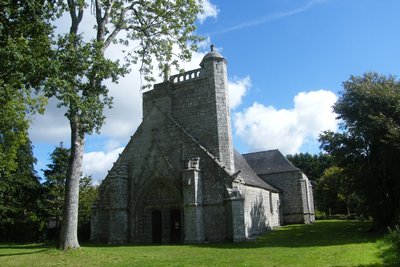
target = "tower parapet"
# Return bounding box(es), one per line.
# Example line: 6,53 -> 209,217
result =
143,45 -> 235,171
170,68 -> 203,84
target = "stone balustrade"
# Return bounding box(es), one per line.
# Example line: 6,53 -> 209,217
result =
170,68 -> 202,84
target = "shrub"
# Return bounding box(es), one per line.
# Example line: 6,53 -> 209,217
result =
380,225 -> 400,266
315,210 -> 326,220
385,225 -> 400,251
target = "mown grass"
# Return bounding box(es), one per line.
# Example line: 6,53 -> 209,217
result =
0,220 -> 388,267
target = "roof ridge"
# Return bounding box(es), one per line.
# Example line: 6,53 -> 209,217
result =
242,149 -> 279,156
242,149 -> 300,175
234,149 -> 280,192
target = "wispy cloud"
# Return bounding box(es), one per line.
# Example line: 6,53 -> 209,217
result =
215,0 -> 328,35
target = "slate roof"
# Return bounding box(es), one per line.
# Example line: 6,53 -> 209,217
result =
242,149 -> 299,175
234,149 -> 279,192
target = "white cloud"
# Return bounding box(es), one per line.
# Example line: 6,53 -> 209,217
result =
29,98 -> 70,143
294,90 -> 338,138
234,90 -> 338,155
228,76 -> 251,109
197,0 -> 219,23
29,70 -> 143,145
104,139 -> 123,152
100,74 -> 143,140
174,44 -> 209,71
83,146 -> 124,183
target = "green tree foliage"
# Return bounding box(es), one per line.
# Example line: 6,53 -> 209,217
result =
286,153 -> 362,216
42,144 -> 98,241
315,167 -> 345,215
0,0 -> 58,176
46,0 -> 204,250
0,2 -> 59,241
320,72 -> 400,230
78,176 -> 98,240
381,225 -> 400,266
286,153 -> 333,182
0,140 -> 44,241
315,166 -> 362,215
42,143 -> 69,239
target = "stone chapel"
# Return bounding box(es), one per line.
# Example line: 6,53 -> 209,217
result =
90,45 -> 315,244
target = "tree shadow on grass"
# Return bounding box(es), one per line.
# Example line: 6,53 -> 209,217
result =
193,220 -> 382,249
348,264 -> 384,267
84,220 -> 382,250
0,249 -> 50,257
0,243 -> 51,250
0,243 -> 51,257
82,242 -> 175,248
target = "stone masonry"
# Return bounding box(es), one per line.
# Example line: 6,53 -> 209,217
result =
91,45 -> 314,244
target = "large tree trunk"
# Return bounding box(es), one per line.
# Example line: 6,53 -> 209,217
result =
59,117 -> 84,250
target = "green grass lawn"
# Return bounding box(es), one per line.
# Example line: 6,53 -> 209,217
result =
0,220 -> 387,267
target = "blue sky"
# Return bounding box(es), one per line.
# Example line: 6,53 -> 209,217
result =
30,0 -> 400,182
204,0 -> 400,104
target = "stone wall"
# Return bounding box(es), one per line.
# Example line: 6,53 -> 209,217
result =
259,171 -> 314,224
91,101 -> 237,243
91,48 -> 289,244
300,173 -> 315,223
172,57 -> 234,171
241,185 -> 281,237
90,139 -> 130,243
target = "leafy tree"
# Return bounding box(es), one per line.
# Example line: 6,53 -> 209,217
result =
0,0 -> 59,176
42,143 -> 70,239
286,153 -> 333,182
315,167 -> 344,215
320,72 -> 400,230
0,140 -> 44,241
78,176 -> 98,240
315,166 -> 362,215
46,0 -> 204,250
42,144 -> 98,241
381,225 -> 400,266
1,2 -> 59,241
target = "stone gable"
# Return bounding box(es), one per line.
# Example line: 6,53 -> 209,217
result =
91,46 -> 314,244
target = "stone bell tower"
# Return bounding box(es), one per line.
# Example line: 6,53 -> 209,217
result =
170,45 -> 235,171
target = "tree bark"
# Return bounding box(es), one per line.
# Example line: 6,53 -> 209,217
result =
59,117 -> 84,250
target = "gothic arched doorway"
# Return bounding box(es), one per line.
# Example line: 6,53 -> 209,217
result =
135,179 -> 183,244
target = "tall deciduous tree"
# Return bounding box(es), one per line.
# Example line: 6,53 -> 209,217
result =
42,143 -> 70,238
320,72 -> 400,230
46,0 -> 203,249
42,143 -> 98,241
0,0 -> 58,176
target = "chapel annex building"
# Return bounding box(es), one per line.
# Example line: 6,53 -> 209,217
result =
91,46 -> 315,244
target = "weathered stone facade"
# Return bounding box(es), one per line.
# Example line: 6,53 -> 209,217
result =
91,46 -> 314,244
243,150 -> 315,224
